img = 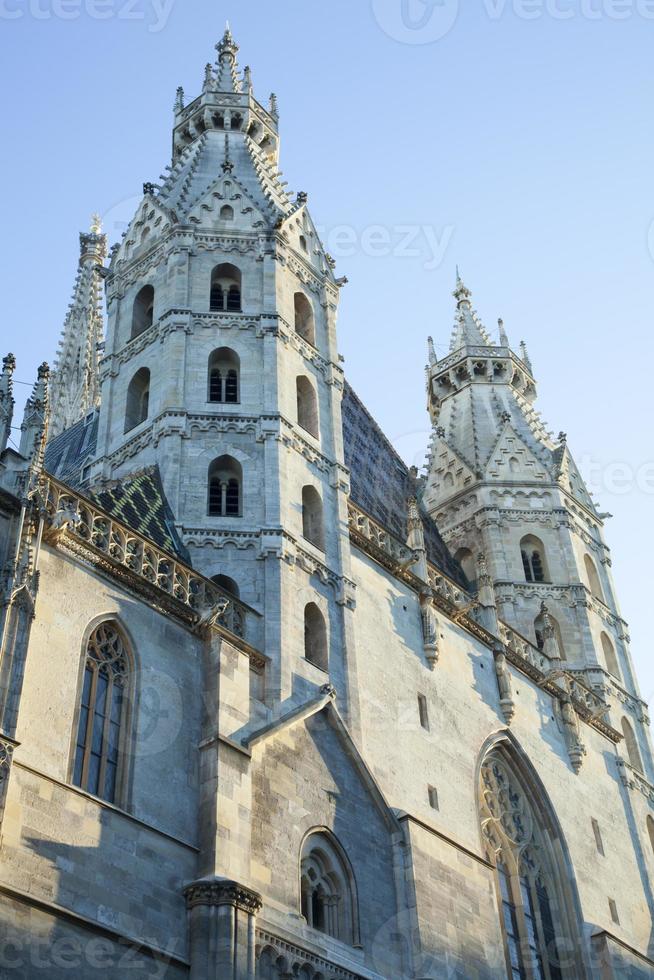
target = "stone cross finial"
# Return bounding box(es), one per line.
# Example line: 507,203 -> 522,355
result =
453,268 -> 472,309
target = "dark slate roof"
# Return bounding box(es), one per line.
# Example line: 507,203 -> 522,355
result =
45,413 -> 98,488
45,414 -> 189,563
342,383 -> 467,587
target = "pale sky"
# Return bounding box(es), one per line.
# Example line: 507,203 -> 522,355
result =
1,0 -> 653,714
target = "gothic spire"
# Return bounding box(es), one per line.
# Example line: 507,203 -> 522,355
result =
449,271 -> 493,350
0,353 -> 15,454
49,219 -> 107,439
19,362 -> 50,468
215,24 -> 241,93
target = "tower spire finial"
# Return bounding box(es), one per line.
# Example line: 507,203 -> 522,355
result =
0,353 -> 16,455
215,23 -> 240,93
453,269 -> 472,310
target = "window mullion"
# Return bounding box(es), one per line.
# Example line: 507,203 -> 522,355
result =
81,663 -> 98,791
97,675 -> 113,801
510,871 -> 536,980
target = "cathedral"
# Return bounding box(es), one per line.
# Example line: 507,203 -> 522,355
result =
1,27 -> 653,980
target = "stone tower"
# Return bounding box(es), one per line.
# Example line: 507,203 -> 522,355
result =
423,273 -> 651,764
91,28 -> 358,715
49,219 -> 107,438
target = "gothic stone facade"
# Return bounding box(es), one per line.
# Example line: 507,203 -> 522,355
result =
0,29 -> 653,980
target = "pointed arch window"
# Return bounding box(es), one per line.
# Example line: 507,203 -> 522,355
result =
124,367 -> 150,432
210,263 -> 242,312
294,292 -> 316,345
296,376 -> 319,438
601,632 -> 621,681
304,603 -> 328,671
584,554 -> 604,603
479,750 -> 582,980
300,832 -> 359,946
208,348 -> 240,404
302,486 -> 325,551
131,285 -> 155,339
208,455 -> 242,517
211,574 -> 240,599
454,547 -> 476,587
73,623 -> 131,806
521,535 -> 548,584
621,717 -> 644,773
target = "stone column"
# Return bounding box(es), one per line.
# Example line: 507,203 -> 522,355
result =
184,878 -> 262,980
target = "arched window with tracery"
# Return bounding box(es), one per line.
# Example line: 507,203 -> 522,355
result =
479,748 -> 582,979
621,717 -> 644,774
584,554 -> 604,603
294,292 -> 316,345
304,603 -> 328,671
124,367 -> 150,432
210,263 -> 242,312
521,535 -> 548,584
208,455 -> 242,517
208,348 -> 240,404
131,285 -> 155,338
72,622 -> 131,806
300,832 -> 358,946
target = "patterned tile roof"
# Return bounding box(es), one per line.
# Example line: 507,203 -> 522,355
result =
45,415 -> 189,562
342,383 -> 466,587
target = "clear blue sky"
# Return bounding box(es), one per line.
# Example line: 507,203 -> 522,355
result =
2,0 -> 653,709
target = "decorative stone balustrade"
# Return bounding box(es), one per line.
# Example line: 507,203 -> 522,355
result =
41,476 -> 251,642
347,503 -> 416,572
256,930 -> 370,980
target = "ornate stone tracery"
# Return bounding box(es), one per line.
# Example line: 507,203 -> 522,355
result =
479,749 -> 582,979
